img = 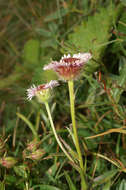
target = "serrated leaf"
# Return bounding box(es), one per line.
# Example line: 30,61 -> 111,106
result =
62,5 -> 119,74
68,6 -> 115,56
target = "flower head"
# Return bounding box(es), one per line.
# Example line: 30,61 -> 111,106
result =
26,149 -> 45,161
27,80 -> 59,103
43,53 -> 92,80
0,157 -> 17,168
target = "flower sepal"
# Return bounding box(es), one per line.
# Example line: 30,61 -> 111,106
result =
36,88 -> 51,104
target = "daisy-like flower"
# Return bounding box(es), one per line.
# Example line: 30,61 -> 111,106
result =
27,80 -> 59,103
43,53 -> 92,80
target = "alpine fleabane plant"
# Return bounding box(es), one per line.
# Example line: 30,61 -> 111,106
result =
27,53 -> 92,190
43,53 -> 92,80
43,52 -> 92,190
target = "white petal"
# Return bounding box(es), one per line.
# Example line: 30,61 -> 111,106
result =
44,80 -> 59,89
27,84 -> 37,100
73,52 -> 92,62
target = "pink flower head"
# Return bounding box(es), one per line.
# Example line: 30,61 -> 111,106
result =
27,80 -> 59,101
43,53 -> 92,80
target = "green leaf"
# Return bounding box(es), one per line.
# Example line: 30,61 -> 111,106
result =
68,6 -> 114,57
41,39 -> 58,49
32,184 -> 61,190
118,11 -> 126,40
46,164 -> 58,178
44,8 -> 69,22
93,169 -> 118,187
120,0 -> 126,5
5,175 -> 17,184
111,56 -> 126,103
35,28 -> 52,37
102,181 -> 111,190
64,172 -> 77,190
78,128 -> 98,149
0,182 -> 5,190
16,112 -> 38,139
116,179 -> 126,190
14,165 -> 28,179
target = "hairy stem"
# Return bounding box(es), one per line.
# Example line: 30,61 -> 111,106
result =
68,80 -> 87,190
45,102 -> 73,162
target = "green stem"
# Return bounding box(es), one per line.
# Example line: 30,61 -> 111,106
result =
68,80 -> 87,190
25,181 -> 29,190
45,102 -> 73,162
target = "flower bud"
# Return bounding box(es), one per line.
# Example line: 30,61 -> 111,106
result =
36,88 -> 51,103
25,149 -> 45,161
0,157 -> 17,168
26,139 -> 40,151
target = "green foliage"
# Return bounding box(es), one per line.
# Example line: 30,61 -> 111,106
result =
111,9 -> 126,55
36,22 -> 60,49
117,11 -> 126,41
93,169 -> 118,187
32,184 -> 61,190
116,179 -> 126,190
121,0 -> 126,5
111,56 -> 126,103
44,8 -> 69,22
14,165 -> 28,179
0,73 -> 22,89
32,67 -> 58,84
0,182 -> 5,190
62,4 -> 122,74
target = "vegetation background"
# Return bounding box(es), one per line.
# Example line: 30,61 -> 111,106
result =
1,0 -> 126,189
